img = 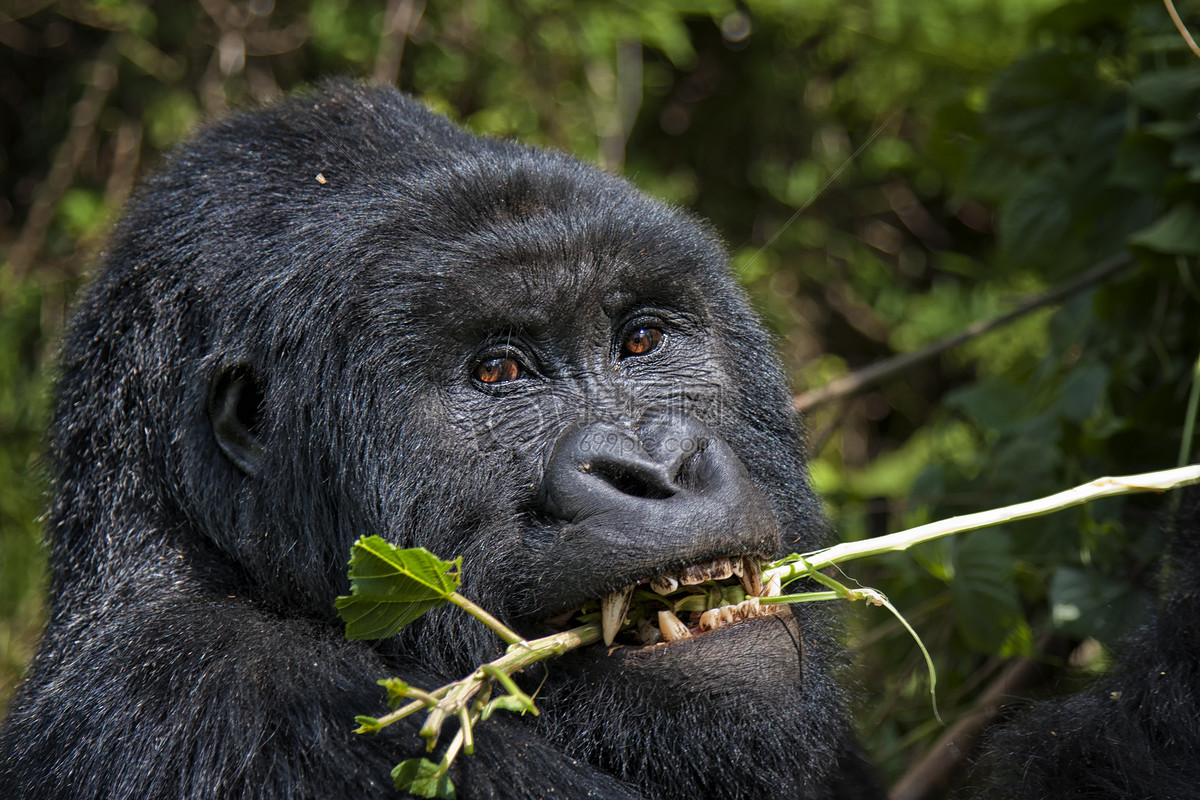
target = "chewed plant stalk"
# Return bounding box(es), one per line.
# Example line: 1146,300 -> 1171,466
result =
336,464 -> 1200,799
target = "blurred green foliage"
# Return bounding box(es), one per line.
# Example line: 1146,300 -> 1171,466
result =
3,0 -> 1200,793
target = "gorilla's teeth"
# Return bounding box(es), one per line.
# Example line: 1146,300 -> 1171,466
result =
739,556 -> 763,596
730,559 -> 744,578
679,564 -> 710,585
710,558 -> 733,581
600,585 -> 635,646
650,574 -> 679,595
659,609 -> 693,642
699,597 -> 772,633
764,572 -> 782,598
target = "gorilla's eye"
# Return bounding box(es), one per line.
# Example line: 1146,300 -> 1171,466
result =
475,357 -> 523,384
621,326 -> 664,359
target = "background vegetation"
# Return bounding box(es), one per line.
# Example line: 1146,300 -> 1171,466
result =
3,0 -> 1200,795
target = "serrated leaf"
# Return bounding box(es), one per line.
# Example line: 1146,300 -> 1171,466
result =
335,537 -> 462,640
393,758 -> 456,799
997,162 -> 1072,269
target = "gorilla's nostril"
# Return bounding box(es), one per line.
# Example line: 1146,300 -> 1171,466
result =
582,460 -> 676,501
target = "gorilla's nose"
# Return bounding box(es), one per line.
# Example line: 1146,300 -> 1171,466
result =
540,416 -> 780,560
542,423 -> 681,514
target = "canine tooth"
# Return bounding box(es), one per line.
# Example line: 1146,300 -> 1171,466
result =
764,572 -> 781,598
650,574 -> 679,595
601,585 -> 635,646
699,608 -> 721,632
739,556 -> 763,596
710,558 -> 733,581
659,610 -> 692,642
680,564 -> 709,585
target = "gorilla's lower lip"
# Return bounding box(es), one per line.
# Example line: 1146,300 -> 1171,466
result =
597,611 -> 805,682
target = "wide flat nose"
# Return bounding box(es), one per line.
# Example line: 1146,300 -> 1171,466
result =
541,417 -> 715,520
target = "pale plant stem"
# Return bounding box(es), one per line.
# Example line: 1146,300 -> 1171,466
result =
767,464 -> 1200,586
369,684 -> 453,730
404,686 -> 440,706
374,625 -> 602,734
448,593 -> 526,646
1165,0 -> 1200,59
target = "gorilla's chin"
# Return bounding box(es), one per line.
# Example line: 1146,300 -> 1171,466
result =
526,604 -> 851,800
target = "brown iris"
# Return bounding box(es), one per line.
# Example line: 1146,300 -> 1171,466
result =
622,326 -> 663,358
475,357 -> 522,384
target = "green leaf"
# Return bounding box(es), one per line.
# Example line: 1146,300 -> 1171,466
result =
1130,68 -> 1200,114
944,377 -> 1029,432
984,50 -> 1097,158
950,531 -> 1023,654
997,162 -> 1072,270
378,678 -> 411,709
1108,132 -> 1171,194
393,758 -> 456,799
335,537 -> 462,640
481,694 -> 537,721
354,715 -> 382,734
1050,567 -> 1152,643
1129,203 -> 1200,256
1052,363 -> 1108,423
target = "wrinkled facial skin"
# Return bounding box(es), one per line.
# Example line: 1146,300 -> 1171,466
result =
0,84 -> 874,800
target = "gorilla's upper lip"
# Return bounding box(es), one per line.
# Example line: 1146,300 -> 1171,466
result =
541,553 -> 789,649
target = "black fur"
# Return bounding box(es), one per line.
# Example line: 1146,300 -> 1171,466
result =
0,83 -> 877,799
963,498 -> 1200,800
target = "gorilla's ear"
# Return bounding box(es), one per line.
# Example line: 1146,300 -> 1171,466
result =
208,364 -> 266,476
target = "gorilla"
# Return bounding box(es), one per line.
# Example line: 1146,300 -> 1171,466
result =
0,82 -> 1196,800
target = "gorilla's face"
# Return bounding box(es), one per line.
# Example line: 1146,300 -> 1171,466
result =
192,88 -> 847,798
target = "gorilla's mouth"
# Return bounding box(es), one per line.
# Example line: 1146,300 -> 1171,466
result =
545,555 -> 790,650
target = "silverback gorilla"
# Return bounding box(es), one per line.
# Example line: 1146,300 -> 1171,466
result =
1,82 -> 1198,799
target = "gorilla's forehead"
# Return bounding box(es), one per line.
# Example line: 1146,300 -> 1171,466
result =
367,174 -> 731,332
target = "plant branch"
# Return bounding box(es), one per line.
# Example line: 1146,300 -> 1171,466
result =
794,254 -> 1136,412
769,464 -> 1200,583
447,593 -> 526,646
